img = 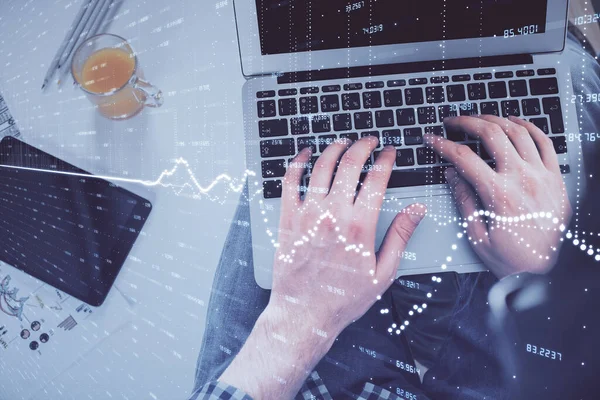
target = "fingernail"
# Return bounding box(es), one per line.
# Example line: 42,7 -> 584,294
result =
444,167 -> 457,182
408,204 -> 427,223
383,145 -> 395,152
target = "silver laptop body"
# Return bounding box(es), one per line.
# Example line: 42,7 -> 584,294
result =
234,0 -> 583,289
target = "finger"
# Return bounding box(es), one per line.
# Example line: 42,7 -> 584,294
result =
508,116 -> 561,174
443,116 -> 520,171
354,146 -> 396,222
330,136 -> 379,203
305,137 -> 351,202
445,167 -> 489,248
375,203 -> 426,283
423,134 -> 496,205
474,115 -> 543,166
281,147 -> 311,214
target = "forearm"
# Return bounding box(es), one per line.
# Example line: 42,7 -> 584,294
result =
218,305 -> 336,399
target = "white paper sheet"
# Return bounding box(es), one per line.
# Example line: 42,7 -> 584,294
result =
0,261 -> 133,400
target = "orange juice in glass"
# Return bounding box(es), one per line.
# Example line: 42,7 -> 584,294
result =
71,33 -> 163,120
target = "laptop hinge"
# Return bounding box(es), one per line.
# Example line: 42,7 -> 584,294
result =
277,54 -> 534,84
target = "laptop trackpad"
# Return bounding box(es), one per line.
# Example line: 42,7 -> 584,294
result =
374,195 -> 484,276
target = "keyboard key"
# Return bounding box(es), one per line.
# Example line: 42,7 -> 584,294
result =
405,88 -> 424,105
522,98 -> 541,116
259,119 -> 288,138
495,71 -> 514,79
262,159 -> 287,178
333,113 -> 353,131
366,81 -> 385,89
260,138 -> 295,158
290,117 -> 310,135
387,167 -> 446,187
300,86 -> 319,94
387,79 -> 406,87
354,111 -> 374,129
263,180 -> 282,198
312,115 -> 331,133
430,76 -> 450,84
297,136 -> 318,153
467,83 -> 487,100
418,106 -> 437,124
342,93 -> 361,110
257,100 -> 276,118
474,73 -> 493,80
362,155 -> 374,173
501,100 -> 520,117
317,135 -> 337,152
257,90 -> 276,98
396,149 -> 415,166
459,103 -> 478,116
361,131 -> 380,146
382,129 -> 402,146
488,81 -> 508,99
479,144 -> 492,161
278,88 -> 297,96
344,83 -> 363,91
542,97 -> 565,133
396,108 -> 416,126
322,85 -> 341,92
480,101 -> 499,116
424,125 -> 444,136
375,110 -> 395,128
550,136 -> 567,154
426,86 -> 445,103
416,147 -> 437,165
446,85 -> 466,102
560,164 -> 570,174
299,96 -> 319,114
409,78 -> 428,85
363,91 -> 382,108
509,80 -> 528,97
384,89 -> 403,107
530,117 -> 550,134
516,70 -> 535,77
452,74 -> 471,82
321,94 -> 340,112
537,68 -> 556,76
438,105 -> 458,122
529,77 -> 559,96
340,132 -> 359,142
404,128 -> 423,145
446,126 -> 466,142
278,98 -> 297,116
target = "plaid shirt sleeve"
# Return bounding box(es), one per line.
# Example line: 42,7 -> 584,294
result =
189,381 -> 254,400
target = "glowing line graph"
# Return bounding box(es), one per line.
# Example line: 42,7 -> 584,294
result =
0,158 -> 255,196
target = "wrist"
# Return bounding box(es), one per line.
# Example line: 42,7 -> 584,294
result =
258,303 -> 337,366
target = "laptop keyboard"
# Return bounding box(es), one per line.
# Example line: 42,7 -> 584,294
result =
256,68 -> 569,199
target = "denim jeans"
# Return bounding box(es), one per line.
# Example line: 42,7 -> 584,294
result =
192,33 -> 600,399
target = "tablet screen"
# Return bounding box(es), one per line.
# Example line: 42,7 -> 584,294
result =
0,137 -> 152,306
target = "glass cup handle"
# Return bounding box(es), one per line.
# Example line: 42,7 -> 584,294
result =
132,77 -> 163,108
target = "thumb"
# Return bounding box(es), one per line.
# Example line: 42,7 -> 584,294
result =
376,203 -> 426,282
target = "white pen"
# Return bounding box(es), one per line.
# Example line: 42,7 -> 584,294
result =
41,0 -> 93,90
57,0 -> 101,69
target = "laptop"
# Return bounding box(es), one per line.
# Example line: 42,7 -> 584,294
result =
234,0 -> 582,289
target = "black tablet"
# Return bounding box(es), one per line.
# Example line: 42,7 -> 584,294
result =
0,136 -> 152,306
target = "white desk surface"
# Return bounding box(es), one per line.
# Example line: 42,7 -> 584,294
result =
0,0 -> 246,398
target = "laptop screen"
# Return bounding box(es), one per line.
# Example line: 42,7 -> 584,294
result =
255,0 -> 549,56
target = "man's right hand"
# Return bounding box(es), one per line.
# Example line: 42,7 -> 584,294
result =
425,115 -> 572,279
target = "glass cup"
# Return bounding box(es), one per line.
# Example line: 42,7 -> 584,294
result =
71,33 -> 163,120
